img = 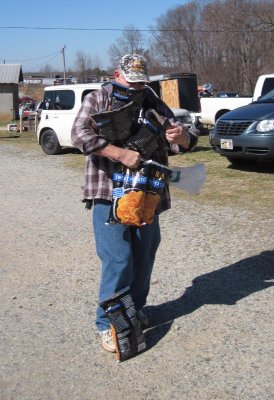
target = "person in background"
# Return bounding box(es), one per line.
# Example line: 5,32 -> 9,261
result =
71,53 -> 199,353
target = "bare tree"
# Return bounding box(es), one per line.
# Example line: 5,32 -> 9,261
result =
39,64 -> 54,77
149,0 -> 273,92
74,1 -> 273,91
204,0 -> 274,92
253,0 -> 274,30
74,51 -> 93,82
251,0 -> 274,73
108,24 -> 146,68
150,1 -> 203,72
91,55 -> 102,71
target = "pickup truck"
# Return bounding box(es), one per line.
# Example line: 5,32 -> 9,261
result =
197,74 -> 274,127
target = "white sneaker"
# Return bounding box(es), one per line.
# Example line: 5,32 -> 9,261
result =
99,329 -> 116,353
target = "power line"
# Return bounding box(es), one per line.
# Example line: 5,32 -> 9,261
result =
0,25 -> 272,33
2,50 -> 61,62
32,53 -> 61,70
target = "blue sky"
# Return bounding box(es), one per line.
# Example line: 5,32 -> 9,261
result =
1,0 -> 191,73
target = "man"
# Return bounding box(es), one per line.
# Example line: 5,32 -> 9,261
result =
71,54 -> 198,353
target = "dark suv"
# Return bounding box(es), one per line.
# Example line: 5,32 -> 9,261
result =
210,88 -> 274,164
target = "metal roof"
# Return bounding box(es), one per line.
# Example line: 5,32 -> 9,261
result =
0,64 -> 23,84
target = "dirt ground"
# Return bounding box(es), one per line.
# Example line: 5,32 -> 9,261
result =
0,141 -> 273,400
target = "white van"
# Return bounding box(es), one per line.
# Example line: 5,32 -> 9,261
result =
37,82 -> 196,155
37,83 -> 102,154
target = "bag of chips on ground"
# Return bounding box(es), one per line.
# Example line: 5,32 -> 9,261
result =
100,287 -> 146,363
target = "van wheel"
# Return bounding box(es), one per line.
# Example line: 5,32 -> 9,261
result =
40,130 -> 61,155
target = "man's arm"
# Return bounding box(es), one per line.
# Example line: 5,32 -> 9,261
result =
71,89 -> 110,155
94,144 -> 141,169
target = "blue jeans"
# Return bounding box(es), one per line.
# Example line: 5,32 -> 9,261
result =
93,200 -> 161,332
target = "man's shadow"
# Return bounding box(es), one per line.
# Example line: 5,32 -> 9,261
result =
144,250 -> 274,349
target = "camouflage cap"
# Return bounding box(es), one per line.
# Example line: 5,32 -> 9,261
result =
118,54 -> 150,83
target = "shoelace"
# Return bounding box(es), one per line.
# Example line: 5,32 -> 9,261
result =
101,330 -> 112,341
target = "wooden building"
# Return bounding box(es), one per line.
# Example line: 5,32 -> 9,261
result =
0,64 -> 23,120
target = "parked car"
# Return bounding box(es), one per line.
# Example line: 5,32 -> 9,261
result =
209,88 -> 274,164
37,83 -> 103,154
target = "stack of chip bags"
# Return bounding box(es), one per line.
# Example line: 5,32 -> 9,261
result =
107,161 -> 172,226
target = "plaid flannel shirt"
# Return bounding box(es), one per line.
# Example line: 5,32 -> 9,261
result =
71,83 -> 198,214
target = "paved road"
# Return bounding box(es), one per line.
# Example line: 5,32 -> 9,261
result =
1,143 -> 273,400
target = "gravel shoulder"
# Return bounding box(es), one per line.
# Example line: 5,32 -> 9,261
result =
1,143 -> 273,400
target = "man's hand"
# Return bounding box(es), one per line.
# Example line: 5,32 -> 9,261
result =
166,124 -> 190,149
118,148 -> 141,168
95,144 -> 141,168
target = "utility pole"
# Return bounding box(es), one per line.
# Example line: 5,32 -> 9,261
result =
61,45 -> 67,83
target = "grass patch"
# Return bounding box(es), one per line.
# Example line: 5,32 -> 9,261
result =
0,130 -> 39,150
0,131 -> 21,139
169,136 -> 274,211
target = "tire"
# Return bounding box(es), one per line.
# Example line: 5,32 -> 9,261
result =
40,130 -> 61,155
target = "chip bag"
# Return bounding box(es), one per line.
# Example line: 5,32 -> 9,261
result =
107,163 -> 149,226
107,161 -> 171,226
142,161 -> 172,224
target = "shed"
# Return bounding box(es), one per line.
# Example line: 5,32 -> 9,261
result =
0,64 -> 23,120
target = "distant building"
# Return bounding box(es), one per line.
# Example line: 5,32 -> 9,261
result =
0,64 -> 23,120
23,74 -> 55,86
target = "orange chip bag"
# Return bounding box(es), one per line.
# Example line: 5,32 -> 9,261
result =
116,190 -> 146,226
142,193 -> 161,224
107,163 -> 149,226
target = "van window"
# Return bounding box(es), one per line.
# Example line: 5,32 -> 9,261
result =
43,90 -> 75,110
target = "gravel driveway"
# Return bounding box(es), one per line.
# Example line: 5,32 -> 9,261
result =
1,143 -> 273,400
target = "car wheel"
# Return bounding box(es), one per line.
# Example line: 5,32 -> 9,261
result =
40,130 -> 61,155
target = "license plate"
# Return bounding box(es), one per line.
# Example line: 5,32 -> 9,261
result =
220,138 -> 233,150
